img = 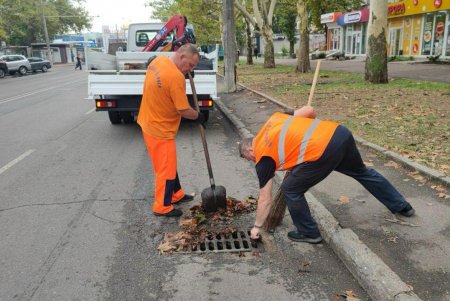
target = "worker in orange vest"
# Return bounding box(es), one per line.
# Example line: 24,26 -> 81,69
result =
138,44 -> 206,217
239,106 -> 415,243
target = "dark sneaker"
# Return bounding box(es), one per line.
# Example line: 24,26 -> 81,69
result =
153,209 -> 183,217
398,203 -> 415,217
287,231 -> 323,244
173,194 -> 194,204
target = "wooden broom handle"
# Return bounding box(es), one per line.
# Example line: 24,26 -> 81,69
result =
307,60 -> 322,106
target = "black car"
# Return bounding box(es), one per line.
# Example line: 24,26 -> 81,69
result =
0,60 -> 8,78
27,57 -> 51,73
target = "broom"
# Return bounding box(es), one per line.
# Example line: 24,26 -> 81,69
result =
263,60 -> 322,231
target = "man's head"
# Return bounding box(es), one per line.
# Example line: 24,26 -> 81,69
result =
172,44 -> 199,75
239,137 -> 255,162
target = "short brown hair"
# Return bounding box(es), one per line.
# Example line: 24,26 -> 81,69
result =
239,137 -> 253,158
177,43 -> 199,57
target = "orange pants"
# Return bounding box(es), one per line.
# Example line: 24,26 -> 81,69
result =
142,132 -> 186,214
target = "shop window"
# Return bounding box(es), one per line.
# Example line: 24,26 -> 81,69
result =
422,13 -> 434,55
446,15 -> 450,56
432,11 -> 446,56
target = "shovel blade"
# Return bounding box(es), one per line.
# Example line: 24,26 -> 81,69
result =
201,185 -> 227,212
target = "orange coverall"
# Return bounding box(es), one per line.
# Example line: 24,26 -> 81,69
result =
137,56 -> 190,214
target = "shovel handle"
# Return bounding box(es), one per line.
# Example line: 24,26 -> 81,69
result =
307,60 -> 321,106
188,72 -> 216,188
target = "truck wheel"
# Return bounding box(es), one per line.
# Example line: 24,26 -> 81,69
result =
108,111 -> 121,124
200,110 -> 209,123
121,112 -> 134,124
0,69 -> 4,78
42,65 -> 48,72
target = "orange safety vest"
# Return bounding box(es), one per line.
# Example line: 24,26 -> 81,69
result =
254,112 -> 339,170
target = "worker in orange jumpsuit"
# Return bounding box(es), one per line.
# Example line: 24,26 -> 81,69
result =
239,106 -> 415,243
138,44 -> 206,217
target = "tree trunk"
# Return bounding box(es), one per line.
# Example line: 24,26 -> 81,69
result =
365,0 -> 388,83
289,40 -> 295,58
223,0 -> 237,92
245,18 -> 253,65
262,25 -> 275,68
296,0 -> 310,73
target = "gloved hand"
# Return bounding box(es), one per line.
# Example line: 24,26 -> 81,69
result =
195,111 -> 207,128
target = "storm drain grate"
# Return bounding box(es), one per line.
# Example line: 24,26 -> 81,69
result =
191,230 -> 259,253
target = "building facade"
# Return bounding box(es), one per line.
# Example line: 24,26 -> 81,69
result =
321,0 -> 450,59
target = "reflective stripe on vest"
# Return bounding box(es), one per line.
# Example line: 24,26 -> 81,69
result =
297,119 -> 321,165
278,118 -> 321,169
278,116 -> 294,169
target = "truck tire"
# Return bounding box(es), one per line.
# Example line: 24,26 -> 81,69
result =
121,112 -> 134,124
201,110 -> 209,122
108,111 -> 122,124
0,69 -> 4,78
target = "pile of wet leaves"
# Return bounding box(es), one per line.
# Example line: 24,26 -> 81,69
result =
157,196 -> 257,254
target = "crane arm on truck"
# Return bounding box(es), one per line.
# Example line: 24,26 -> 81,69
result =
142,15 -> 196,52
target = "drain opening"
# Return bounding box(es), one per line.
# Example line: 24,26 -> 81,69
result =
189,230 -> 259,253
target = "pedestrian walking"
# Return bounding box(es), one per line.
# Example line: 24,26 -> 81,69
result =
253,46 -> 259,59
138,43 -> 206,217
239,106 -> 415,243
75,54 -> 82,70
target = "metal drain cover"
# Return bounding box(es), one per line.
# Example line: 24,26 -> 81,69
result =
191,230 -> 258,253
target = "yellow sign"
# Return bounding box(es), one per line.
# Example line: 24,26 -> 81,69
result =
388,0 -> 450,18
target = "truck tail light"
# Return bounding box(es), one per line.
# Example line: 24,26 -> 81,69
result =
199,100 -> 213,107
96,100 -> 117,108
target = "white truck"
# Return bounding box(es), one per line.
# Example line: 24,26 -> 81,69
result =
86,22 -> 219,124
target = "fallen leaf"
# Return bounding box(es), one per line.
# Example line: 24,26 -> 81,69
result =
384,161 -> 399,168
364,161 -> 374,167
338,196 -> 351,203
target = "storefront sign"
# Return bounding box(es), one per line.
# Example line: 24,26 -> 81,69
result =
320,12 -> 341,24
388,3 -> 406,16
337,8 -> 369,25
388,0 -> 450,18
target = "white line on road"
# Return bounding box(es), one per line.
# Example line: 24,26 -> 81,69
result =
85,107 -> 96,115
0,149 -> 35,175
0,79 -> 85,105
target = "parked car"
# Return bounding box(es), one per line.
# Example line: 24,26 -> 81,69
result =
0,54 -> 31,76
0,60 -> 8,78
272,33 -> 285,40
27,57 -> 52,73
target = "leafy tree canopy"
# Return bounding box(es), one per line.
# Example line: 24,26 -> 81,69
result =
0,0 -> 91,46
147,0 -> 222,45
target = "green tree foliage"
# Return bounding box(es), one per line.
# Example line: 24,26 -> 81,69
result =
147,0 -> 222,45
0,0 -> 91,46
274,0 -> 296,57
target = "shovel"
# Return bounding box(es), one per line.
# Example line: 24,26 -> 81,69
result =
188,72 -> 227,212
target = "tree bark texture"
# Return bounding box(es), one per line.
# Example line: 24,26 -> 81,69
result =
365,1 -> 388,83
223,0 -> 237,92
296,0 -> 310,73
245,18 -> 253,65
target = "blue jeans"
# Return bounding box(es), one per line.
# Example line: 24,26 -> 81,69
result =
281,125 -> 409,236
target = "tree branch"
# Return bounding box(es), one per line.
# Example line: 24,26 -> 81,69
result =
235,1 -> 257,28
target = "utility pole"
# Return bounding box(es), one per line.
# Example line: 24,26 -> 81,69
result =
222,0 -> 236,92
40,0 -> 52,65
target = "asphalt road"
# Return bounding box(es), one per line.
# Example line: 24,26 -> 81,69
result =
0,65 -> 371,300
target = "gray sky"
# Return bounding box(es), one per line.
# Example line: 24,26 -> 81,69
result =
84,0 -> 156,32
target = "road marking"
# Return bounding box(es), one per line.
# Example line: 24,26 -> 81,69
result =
0,149 -> 35,175
85,107 -> 96,115
0,79 -> 85,105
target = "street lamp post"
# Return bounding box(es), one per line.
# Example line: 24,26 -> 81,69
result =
40,0 -> 52,65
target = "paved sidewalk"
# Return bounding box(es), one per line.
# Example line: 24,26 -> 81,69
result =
216,78 -> 450,301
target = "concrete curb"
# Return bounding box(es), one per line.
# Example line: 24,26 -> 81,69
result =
216,97 -> 422,301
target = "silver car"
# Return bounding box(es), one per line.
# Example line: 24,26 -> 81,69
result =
0,54 -> 32,76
